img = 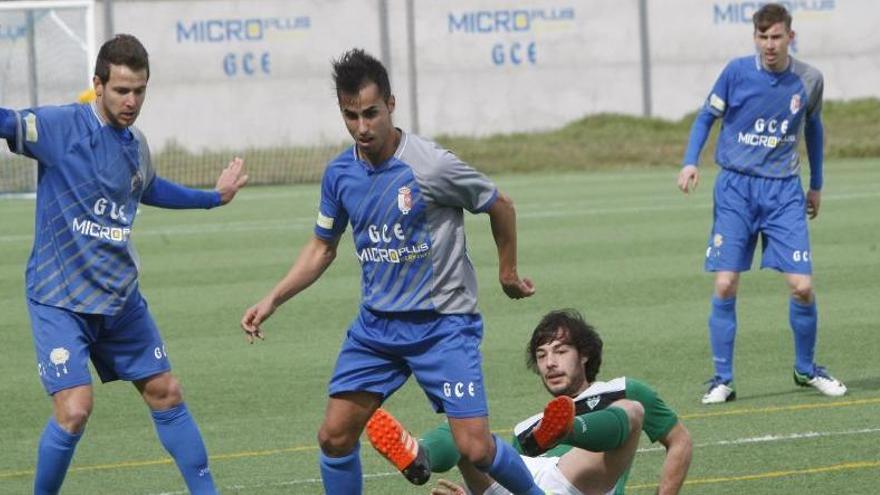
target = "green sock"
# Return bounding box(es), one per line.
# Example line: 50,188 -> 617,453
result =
563,406 -> 630,452
419,422 -> 461,473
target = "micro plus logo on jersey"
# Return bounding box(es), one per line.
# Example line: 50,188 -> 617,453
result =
357,222 -> 430,264
71,197 -> 132,243
738,117 -> 796,149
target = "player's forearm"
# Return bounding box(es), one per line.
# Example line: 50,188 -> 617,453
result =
487,192 -> 520,281
805,114 -> 824,191
268,236 -> 336,306
682,109 -> 716,165
658,451 -> 690,495
141,176 -> 222,209
657,424 -> 692,495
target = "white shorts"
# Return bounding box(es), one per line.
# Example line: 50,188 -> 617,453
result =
483,455 -> 582,495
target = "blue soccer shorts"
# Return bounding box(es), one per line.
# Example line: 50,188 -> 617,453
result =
705,168 -> 812,275
328,306 -> 489,419
27,290 -> 171,395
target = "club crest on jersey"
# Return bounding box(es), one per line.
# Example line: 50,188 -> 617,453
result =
790,94 -> 802,115
49,347 -> 70,377
586,396 -> 600,410
397,186 -> 413,215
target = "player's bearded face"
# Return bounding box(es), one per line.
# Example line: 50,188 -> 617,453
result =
93,64 -> 147,128
339,82 -> 397,164
754,21 -> 793,71
535,339 -> 589,397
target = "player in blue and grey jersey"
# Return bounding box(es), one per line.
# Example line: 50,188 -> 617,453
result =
1,34 -> 247,494
240,49 -> 543,494
677,3 -> 846,404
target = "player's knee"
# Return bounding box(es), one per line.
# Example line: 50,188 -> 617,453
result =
714,277 -> 739,298
317,425 -> 359,457
56,401 -> 92,434
141,374 -> 183,410
614,399 -> 644,433
789,283 -> 813,303
454,434 -> 495,467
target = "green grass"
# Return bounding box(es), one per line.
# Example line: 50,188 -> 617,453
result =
1,160 -> 879,494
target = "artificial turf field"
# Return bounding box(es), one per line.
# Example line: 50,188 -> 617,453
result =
1,159 -> 878,494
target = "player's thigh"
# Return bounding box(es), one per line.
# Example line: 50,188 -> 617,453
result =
759,181 -> 812,274
706,171 -> 759,272
27,298 -> 96,395
556,449 -> 620,495
92,291 -> 170,384
408,314 -> 488,419
526,456 -> 585,495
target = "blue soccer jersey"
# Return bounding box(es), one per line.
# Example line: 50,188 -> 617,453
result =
704,55 -> 823,178
314,131 -> 498,314
7,103 -> 155,315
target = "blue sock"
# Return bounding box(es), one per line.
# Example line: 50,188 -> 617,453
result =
790,298 -> 818,376
709,296 -> 737,382
320,441 -> 362,494
151,403 -> 216,494
478,435 -> 543,495
34,416 -> 82,495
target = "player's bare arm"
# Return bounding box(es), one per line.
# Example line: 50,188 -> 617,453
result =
806,189 -> 821,219
657,421 -> 693,495
214,156 -> 249,205
487,191 -> 535,299
677,165 -> 699,194
240,235 -> 339,342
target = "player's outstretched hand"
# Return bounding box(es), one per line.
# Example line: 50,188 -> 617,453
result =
806,189 -> 821,219
431,479 -> 467,495
216,156 -> 249,205
501,274 -> 536,300
240,297 -> 275,344
677,165 -> 699,194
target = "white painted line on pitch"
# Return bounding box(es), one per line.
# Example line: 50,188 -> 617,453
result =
635,426 -> 880,453
139,426 -> 880,495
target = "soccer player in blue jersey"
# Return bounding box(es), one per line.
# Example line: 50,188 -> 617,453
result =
240,49 -> 542,494
677,3 -> 846,404
1,34 -> 247,494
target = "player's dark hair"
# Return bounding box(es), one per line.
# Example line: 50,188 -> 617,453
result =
526,309 -> 603,382
94,34 -> 150,84
753,3 -> 792,32
332,48 -> 391,102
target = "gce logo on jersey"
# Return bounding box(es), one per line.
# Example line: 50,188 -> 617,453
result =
793,250 -> 810,262
443,381 -> 476,399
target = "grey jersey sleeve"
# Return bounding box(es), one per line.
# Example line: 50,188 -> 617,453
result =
130,126 -> 156,187
415,143 -> 498,213
792,59 -> 824,117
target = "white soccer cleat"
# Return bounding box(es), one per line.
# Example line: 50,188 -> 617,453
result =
701,378 -> 736,404
794,366 -> 847,397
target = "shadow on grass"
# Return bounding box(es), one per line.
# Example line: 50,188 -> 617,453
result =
839,376 -> 880,392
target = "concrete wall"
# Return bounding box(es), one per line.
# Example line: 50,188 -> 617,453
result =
7,0 -> 876,152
